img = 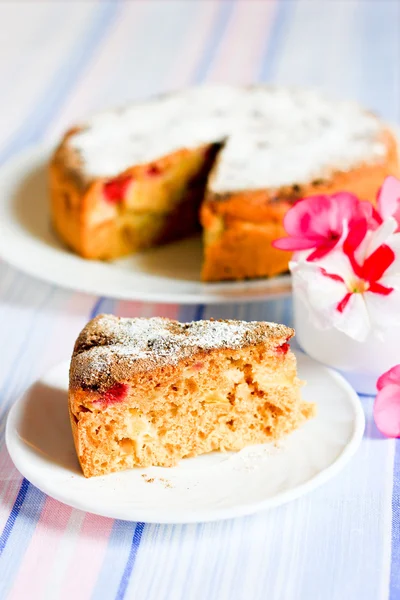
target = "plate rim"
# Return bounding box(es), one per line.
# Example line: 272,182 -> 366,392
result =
6,352 -> 365,524
0,142 -> 292,304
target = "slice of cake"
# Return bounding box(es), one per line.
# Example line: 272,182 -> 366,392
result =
69,314 -> 315,478
50,85 -> 400,280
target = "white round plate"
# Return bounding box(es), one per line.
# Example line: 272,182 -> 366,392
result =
0,144 -> 291,304
6,352 -> 364,524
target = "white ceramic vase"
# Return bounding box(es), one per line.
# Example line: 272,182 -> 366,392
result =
293,290 -> 400,395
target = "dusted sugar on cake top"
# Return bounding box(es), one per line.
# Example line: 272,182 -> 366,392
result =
69,314 -> 315,478
68,85 -> 388,193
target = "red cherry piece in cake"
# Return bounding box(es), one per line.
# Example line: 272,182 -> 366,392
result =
103,175 -> 132,203
98,382 -> 129,407
192,362 -> 204,371
146,164 -> 162,177
276,339 -> 290,354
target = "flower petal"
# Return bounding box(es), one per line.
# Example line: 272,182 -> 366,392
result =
362,244 -> 395,283
379,232 -> 400,277
364,288 -> 400,333
291,259 -> 371,340
314,247 -> 356,285
272,236 -> 315,251
283,196 -> 331,239
343,219 -> 368,273
364,217 -> 398,258
276,192 -> 362,257
333,292 -> 371,342
306,243 -> 337,261
290,261 -> 348,329
377,176 -> 400,222
327,193 -> 360,235
336,292 -> 352,313
374,383 -> 400,437
377,365 -> 400,390
358,201 -> 382,229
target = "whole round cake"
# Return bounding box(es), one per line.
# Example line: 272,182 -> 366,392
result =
50,85 -> 400,281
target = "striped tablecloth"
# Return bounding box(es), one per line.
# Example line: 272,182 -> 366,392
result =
0,2 -> 399,598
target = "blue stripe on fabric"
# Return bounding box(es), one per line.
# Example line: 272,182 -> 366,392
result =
190,0 -> 236,84
390,440 -> 400,598
90,297 -> 105,319
92,520 -> 138,599
194,304 -> 205,321
0,479 -> 29,556
116,522 -> 145,600
0,1 -> 120,164
259,0 -> 295,81
98,296 -> 118,316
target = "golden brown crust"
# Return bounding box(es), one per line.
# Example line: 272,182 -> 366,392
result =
70,314 -> 293,392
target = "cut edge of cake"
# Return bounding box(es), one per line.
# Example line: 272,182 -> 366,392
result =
200,126 -> 400,281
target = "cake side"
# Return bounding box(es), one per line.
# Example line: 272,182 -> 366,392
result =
69,316 -> 314,477
50,133 -> 220,259
201,127 -> 400,281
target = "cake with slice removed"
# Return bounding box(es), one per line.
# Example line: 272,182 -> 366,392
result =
50,85 -> 400,280
68,314 -> 315,477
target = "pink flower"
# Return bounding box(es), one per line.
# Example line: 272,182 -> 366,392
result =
290,218 -> 400,341
273,193 -> 374,260
374,365 -> 400,438
377,176 -> 400,231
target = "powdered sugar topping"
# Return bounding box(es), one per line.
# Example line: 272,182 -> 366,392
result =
68,85 -> 387,193
70,314 -> 291,391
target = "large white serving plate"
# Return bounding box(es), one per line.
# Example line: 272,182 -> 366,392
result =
0,144 -> 291,304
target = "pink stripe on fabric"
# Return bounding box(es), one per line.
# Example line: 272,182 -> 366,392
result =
49,1 -> 147,139
7,497 -> 73,600
0,443 -> 21,488
0,476 -> 23,532
58,513 -> 114,600
153,304 -> 180,319
39,293 -> 97,368
207,0 -> 276,83
114,301 -> 145,318
0,478 -> 21,510
165,0 -> 222,89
